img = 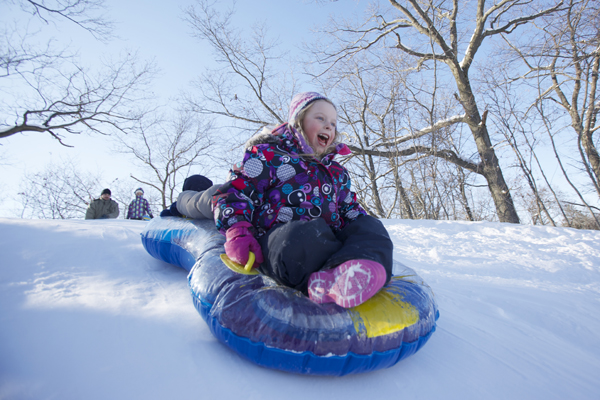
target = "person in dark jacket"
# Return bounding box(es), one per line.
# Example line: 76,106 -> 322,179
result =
213,92 -> 393,308
160,175 -> 216,218
126,188 -> 153,220
85,189 -> 119,219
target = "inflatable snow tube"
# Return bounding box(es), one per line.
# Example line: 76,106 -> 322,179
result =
141,217 -> 439,376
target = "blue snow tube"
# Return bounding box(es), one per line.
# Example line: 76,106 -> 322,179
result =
141,217 -> 438,376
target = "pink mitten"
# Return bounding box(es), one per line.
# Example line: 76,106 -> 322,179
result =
224,221 -> 264,266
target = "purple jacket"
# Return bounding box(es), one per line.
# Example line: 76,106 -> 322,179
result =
126,197 -> 153,219
213,123 -> 366,237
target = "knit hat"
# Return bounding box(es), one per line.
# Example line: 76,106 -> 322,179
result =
101,188 -> 111,196
182,175 -> 213,192
135,188 -> 144,195
288,92 -> 332,126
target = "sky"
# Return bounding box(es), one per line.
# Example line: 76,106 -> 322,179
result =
1,216 -> 599,399
0,0 -> 366,217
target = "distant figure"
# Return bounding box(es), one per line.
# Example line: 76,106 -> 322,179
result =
126,188 -> 154,220
160,175 -> 217,218
85,189 -> 119,220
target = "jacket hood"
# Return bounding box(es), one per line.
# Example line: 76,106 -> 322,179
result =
244,130 -> 282,149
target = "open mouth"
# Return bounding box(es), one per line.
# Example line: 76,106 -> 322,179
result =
317,133 -> 330,147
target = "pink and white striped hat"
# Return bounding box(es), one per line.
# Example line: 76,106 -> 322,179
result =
288,92 -> 333,125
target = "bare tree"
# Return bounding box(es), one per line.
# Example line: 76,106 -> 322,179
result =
114,110 -> 216,210
504,0 -> 599,194
312,0 -> 567,223
483,71 -> 563,226
560,203 -> 600,230
314,43 -> 489,221
17,158 -> 102,219
497,0 -> 599,228
1,1 -> 156,146
15,0 -> 115,40
183,0 -> 299,136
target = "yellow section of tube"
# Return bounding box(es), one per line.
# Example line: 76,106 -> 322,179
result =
349,279 -> 420,338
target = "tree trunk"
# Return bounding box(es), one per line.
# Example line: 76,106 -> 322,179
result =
581,54 -> 600,193
458,168 -> 474,221
452,66 -> 520,223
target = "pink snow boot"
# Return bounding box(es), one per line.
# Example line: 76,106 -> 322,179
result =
307,260 -> 387,308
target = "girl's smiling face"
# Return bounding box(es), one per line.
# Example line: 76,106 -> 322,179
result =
301,100 -> 337,156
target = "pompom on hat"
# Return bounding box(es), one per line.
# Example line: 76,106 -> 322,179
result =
288,92 -> 333,126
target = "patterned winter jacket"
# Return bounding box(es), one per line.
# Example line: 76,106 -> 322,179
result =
213,123 -> 366,237
126,197 -> 153,219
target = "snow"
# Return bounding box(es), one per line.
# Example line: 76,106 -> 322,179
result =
1,217 -> 599,400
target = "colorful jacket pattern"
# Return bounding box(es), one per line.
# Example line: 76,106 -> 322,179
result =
213,123 -> 366,237
126,197 -> 153,219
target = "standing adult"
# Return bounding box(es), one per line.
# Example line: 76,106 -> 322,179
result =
85,189 -> 120,219
126,188 -> 154,220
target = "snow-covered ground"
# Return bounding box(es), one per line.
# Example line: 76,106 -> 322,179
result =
1,217 -> 599,400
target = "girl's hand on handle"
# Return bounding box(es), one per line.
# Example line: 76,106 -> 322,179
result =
224,221 -> 264,266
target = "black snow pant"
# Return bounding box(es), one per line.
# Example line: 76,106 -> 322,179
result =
257,215 -> 393,295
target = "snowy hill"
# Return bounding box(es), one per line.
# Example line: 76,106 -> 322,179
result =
1,218 -> 599,400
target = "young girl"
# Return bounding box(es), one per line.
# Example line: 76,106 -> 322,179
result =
212,92 -> 394,308
126,188 -> 153,220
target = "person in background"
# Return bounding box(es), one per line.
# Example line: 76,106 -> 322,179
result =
85,188 -> 120,220
160,175 -> 217,218
126,188 -> 153,220
176,176 -> 222,219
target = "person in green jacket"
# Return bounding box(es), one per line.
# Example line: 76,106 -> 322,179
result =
85,189 -> 120,219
